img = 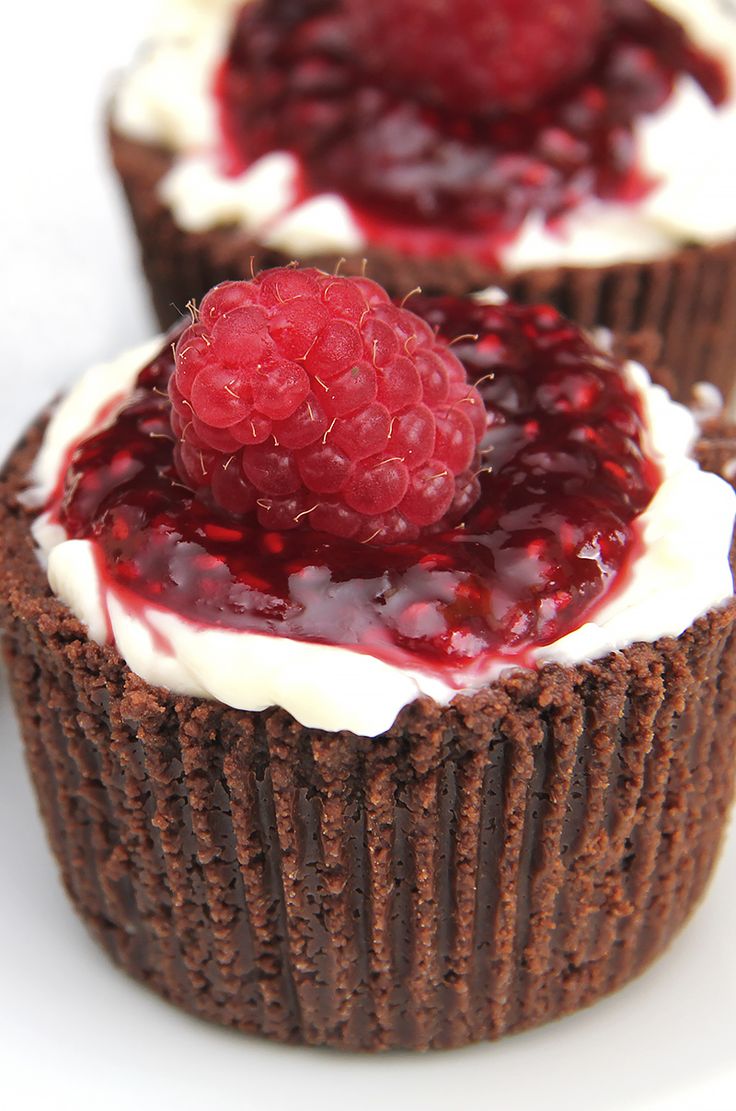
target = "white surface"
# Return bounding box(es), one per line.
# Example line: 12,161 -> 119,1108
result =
1,3 -> 735,1109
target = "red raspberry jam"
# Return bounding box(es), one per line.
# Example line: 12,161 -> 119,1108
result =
51,299 -> 660,683
216,0 -> 727,264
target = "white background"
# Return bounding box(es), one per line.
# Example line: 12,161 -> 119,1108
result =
1,4 -> 735,1108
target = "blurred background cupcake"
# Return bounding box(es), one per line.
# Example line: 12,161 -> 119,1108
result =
110,0 -> 736,401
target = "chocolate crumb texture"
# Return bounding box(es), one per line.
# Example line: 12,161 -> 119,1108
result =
110,127 -> 736,406
2,423 -> 736,1050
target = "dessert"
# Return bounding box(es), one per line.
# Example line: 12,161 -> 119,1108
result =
111,0 -> 736,400
2,269 -> 736,1050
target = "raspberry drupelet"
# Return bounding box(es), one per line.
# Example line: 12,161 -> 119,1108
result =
170,267 -> 486,545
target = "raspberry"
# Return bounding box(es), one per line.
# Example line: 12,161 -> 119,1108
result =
345,0 -> 604,114
170,269 -> 485,545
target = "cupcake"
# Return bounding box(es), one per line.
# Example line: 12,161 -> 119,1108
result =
2,268 -> 736,1051
110,0 -> 736,401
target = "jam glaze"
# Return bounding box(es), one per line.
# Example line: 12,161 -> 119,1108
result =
47,299 -> 660,688
216,0 -> 727,264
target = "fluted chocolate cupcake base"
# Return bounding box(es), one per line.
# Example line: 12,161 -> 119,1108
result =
3,425 -> 736,1050
110,128 -> 736,405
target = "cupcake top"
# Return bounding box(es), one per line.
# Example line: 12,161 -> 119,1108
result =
28,269 -> 735,734
114,0 -> 736,269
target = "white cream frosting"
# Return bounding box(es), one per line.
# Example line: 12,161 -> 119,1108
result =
113,0 -> 736,268
27,331 -> 736,736
113,0 -> 245,150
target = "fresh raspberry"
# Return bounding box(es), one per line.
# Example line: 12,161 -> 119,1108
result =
170,268 -> 485,544
346,0 -> 605,114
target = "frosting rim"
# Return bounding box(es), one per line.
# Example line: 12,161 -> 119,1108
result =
26,310 -> 736,736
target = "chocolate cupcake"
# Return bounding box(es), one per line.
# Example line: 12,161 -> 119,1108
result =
2,270 -> 736,1050
110,0 -> 736,401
